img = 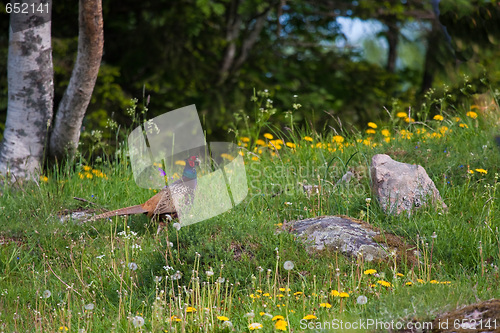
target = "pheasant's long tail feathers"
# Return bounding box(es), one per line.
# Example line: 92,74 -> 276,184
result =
87,205 -> 146,222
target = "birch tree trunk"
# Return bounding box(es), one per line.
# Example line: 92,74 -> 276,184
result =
49,0 -> 104,160
0,13 -> 53,179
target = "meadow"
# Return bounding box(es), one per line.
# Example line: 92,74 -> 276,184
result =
1,89 -> 500,332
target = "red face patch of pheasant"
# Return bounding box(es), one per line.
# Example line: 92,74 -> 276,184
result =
188,156 -> 197,167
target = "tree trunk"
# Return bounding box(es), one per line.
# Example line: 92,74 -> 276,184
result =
0,15 -> 53,179
386,21 -> 399,73
49,0 -> 104,160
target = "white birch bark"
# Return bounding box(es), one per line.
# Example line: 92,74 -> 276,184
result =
49,0 -> 103,160
0,20 -> 53,179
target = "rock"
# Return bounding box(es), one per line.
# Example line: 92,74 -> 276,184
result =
371,154 -> 447,215
289,215 -> 417,265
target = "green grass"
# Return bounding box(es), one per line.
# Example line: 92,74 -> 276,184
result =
1,95 -> 500,332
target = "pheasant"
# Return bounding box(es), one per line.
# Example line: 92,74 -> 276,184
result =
88,156 -> 201,223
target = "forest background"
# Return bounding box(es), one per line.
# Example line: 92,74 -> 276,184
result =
0,0 -> 499,145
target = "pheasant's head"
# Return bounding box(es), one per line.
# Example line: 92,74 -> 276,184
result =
183,156 -> 201,179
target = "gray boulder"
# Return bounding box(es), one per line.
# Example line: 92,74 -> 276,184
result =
371,154 -> 447,215
289,215 -> 416,264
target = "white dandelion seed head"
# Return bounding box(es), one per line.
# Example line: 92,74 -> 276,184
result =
132,315 -> 145,327
206,270 -> 214,277
284,261 -> 294,270
171,271 -> 182,281
128,262 -> 138,271
357,295 -> 368,305
222,320 -> 233,329
173,223 -> 181,231
42,290 -> 51,298
217,277 -> 225,284
84,303 -> 94,310
154,276 -> 162,283
431,232 -> 437,239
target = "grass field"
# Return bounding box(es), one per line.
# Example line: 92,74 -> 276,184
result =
1,92 -> 500,332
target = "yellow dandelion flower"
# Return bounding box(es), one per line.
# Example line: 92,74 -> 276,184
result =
263,133 -> 273,140
459,123 -> 468,128
466,111 -> 478,119
364,269 -> 377,275
453,117 -> 461,122
83,165 -> 92,171
252,156 -> 259,161
332,135 -> 344,143
377,280 -> 392,287
320,302 -> 332,308
405,282 -> 413,286
171,315 -> 182,322
239,151 -> 245,156
433,115 -> 444,121
248,322 -> 263,330
221,153 -> 234,161
86,173 -> 93,179
59,327 -> 69,331
186,307 -> 197,313
396,112 -> 407,118
396,273 -> 404,277
256,289 -> 263,293
175,160 -> 186,166
330,290 -> 340,297
40,175 -> 48,182
241,136 -> 251,142
440,281 -> 451,284
404,117 -> 415,123
302,315 -> 317,320
275,320 -> 287,331
384,137 -> 391,143
293,291 -> 303,295
469,170 -> 475,174
366,129 -> 376,134
367,122 -> 377,129
439,126 -> 449,134
286,142 -> 296,148
381,129 -> 390,137
475,168 -> 487,174
263,293 -> 270,297
256,139 -> 266,146
339,292 -> 349,298
417,279 -> 424,283
303,136 -> 313,142
430,280 -> 438,284
217,316 -> 229,321
273,315 -> 285,321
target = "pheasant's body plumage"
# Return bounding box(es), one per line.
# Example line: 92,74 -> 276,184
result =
88,156 -> 200,222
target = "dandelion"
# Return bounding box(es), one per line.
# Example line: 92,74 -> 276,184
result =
364,269 -> 377,275
330,290 -> 340,297
206,268 -> 214,277
283,261 -> 294,270
396,273 -> 404,277
171,271 -> 182,280
128,262 -> 138,271
40,175 -> 48,182
320,303 -> 332,308
241,137 -> 251,143
459,123 -> 468,128
475,168 -> 487,174
303,136 -> 313,142
173,223 -> 181,231
252,156 -> 259,161
303,314 -> 317,320
466,111 -> 478,119
285,142 -> 296,148
357,295 -> 368,305
273,315 -> 285,321
175,160 -> 186,166
339,292 -> 349,298
264,133 -> 274,140
433,115 -> 444,121
367,122 -> 377,129
59,327 -> 68,331
222,320 -> 233,329
217,277 -> 225,283
256,139 -> 266,146
430,280 -> 438,284
170,315 -> 182,322
405,282 -> 413,286
220,153 -> 234,161
186,307 -> 197,313
396,112 -> 407,118
275,320 -> 288,331
332,135 -> 344,143
365,129 -> 376,134
43,290 -> 51,298
377,280 -> 392,287
84,303 -> 94,310
249,322 -> 263,330
217,315 -> 229,321
132,316 -> 145,327
431,232 -> 437,239
245,311 -> 255,318
381,129 -> 390,137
